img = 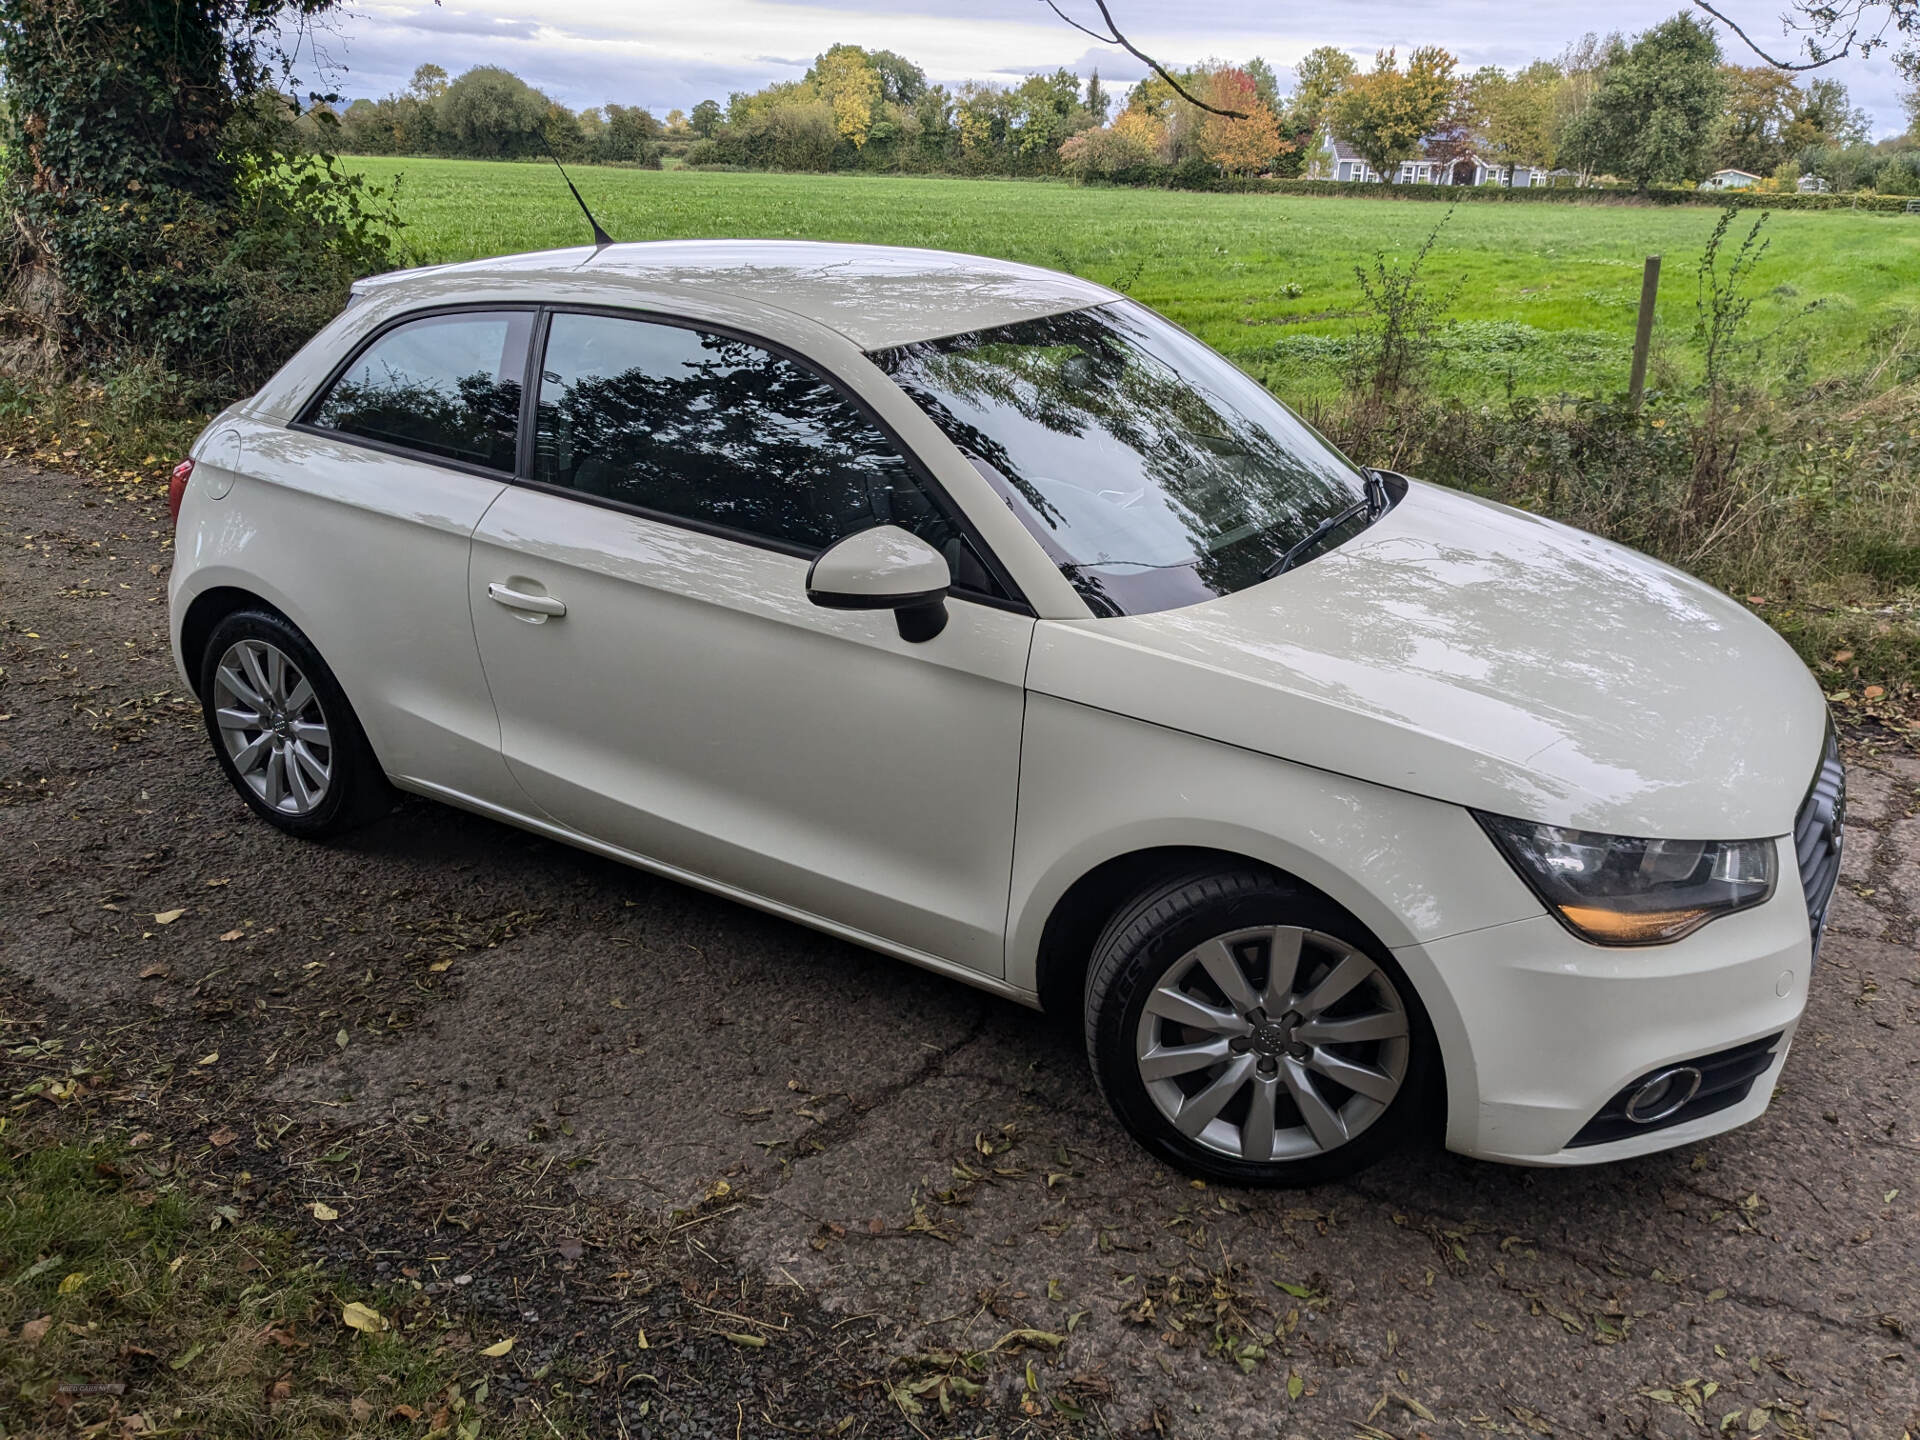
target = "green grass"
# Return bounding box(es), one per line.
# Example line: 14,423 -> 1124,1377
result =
352,157 -> 1920,399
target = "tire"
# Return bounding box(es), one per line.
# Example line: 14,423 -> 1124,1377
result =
1084,867 -> 1438,1186
196,608 -> 392,838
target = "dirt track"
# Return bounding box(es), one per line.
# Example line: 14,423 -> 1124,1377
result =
4,461 -> 1918,1437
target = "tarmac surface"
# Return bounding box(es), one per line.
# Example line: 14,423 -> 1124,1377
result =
3,461 -> 1917,1437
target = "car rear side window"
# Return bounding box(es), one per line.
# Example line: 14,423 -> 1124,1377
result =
532,311 -> 1006,596
309,310 -> 532,472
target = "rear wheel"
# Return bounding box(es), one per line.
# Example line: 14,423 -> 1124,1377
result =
198,609 -> 390,837
1085,869 -> 1436,1186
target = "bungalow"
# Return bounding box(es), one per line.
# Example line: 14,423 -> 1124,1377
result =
1700,168 -> 1762,191
1315,129 -> 1548,187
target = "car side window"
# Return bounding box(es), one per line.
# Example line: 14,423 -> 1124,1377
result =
308,311 -> 532,472
532,311 -> 1006,597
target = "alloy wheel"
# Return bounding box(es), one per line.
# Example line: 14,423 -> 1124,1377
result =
1132,925 -> 1411,1163
211,638 -> 333,816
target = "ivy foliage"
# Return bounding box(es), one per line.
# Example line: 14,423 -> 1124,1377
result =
0,0 -> 401,387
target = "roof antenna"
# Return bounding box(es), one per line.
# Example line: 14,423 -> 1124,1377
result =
539,135 -> 614,249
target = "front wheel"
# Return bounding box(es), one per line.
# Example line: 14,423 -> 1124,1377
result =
1084,869 -> 1438,1186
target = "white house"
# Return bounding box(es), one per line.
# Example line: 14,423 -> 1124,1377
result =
1700,168 -> 1762,191
1315,128 -> 1549,187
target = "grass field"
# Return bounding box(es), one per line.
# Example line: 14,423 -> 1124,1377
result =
351,156 -> 1920,399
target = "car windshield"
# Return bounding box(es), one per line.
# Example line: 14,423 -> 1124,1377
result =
871,300 -> 1372,616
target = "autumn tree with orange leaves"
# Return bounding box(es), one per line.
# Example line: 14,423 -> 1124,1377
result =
1199,67 -> 1287,173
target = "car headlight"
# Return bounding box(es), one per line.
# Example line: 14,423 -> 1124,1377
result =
1474,813 -> 1777,945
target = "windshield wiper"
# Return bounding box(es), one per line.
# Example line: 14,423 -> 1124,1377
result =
1260,472 -> 1390,582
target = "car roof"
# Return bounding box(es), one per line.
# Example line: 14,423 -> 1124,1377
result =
350,240 -> 1120,350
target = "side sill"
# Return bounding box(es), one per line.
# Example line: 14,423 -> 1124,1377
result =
389,774 -> 1043,1011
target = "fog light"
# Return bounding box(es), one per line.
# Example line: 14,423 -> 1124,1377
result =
1624,1066 -> 1703,1124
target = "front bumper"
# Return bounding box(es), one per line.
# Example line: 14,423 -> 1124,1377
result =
1399,835 -> 1812,1164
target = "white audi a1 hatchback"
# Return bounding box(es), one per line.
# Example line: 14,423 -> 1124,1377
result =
167,240 -> 1843,1185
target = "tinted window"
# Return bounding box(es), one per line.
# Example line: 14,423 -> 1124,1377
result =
872,301 -> 1372,617
533,313 -> 1004,595
311,311 -> 531,471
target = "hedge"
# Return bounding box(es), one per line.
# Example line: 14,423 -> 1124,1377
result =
1152,174 -> 1920,212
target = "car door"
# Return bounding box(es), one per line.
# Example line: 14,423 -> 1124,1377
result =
467,309 -> 1034,976
234,307 -> 533,805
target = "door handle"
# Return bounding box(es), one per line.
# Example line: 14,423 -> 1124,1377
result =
488,582 -> 567,618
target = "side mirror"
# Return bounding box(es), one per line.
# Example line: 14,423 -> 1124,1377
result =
806,525 -> 952,643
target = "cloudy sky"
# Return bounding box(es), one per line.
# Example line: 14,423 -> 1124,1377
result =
300,0 -> 1914,138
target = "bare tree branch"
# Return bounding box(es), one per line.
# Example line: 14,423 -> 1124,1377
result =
1038,0 -> 1249,117
1693,0 -> 1848,68
1694,0 -> 1915,72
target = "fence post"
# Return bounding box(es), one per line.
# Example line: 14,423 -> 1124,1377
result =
1628,254 -> 1661,408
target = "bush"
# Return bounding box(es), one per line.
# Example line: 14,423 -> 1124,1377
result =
0,0 -> 405,389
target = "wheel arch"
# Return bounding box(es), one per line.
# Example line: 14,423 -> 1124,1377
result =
178,585 -> 286,697
1031,842 -> 1388,1020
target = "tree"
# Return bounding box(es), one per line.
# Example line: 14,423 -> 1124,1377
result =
408,63 -> 449,103
690,99 -> 724,137
868,49 -> 929,105
1715,65 -> 1799,174
1785,77 -> 1872,148
1327,46 -> 1462,181
809,44 -> 884,148
1085,70 -> 1110,125
1550,32 -> 1620,183
1471,63 -> 1558,179
595,104 -> 661,165
1907,76 -> 1920,133
1198,67 -> 1284,173
1562,14 -> 1724,190
437,67 -> 561,159
1287,45 -> 1359,138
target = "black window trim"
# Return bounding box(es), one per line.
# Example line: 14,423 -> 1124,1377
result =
292,301 -> 542,483
518,303 -> 1034,616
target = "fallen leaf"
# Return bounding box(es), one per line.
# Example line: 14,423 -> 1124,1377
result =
209,1127 -> 238,1147
724,1332 -> 768,1348
428,957 -> 456,973
138,965 -> 168,980
154,908 -> 186,925
58,1272 -> 89,1295
387,1404 -> 419,1422
349,1398 -> 373,1423
335,1029 -> 348,1049
204,878 -> 230,887
1864,685 -> 1885,700
481,1337 -> 515,1358
635,1327 -> 649,1350
196,1052 -> 218,1067
219,930 -> 244,942
340,1301 -> 387,1334
310,1201 -> 338,1222
21,1315 -> 51,1345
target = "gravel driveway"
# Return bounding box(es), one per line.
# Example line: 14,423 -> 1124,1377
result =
4,462 -> 1916,1438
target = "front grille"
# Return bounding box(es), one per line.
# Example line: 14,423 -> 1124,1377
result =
1568,1033 -> 1783,1148
1794,724 -> 1846,955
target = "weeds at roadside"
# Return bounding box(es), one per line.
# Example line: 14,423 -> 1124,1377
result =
1347,210 -> 1463,404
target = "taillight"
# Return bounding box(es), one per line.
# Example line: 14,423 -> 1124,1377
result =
168,458 -> 194,527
